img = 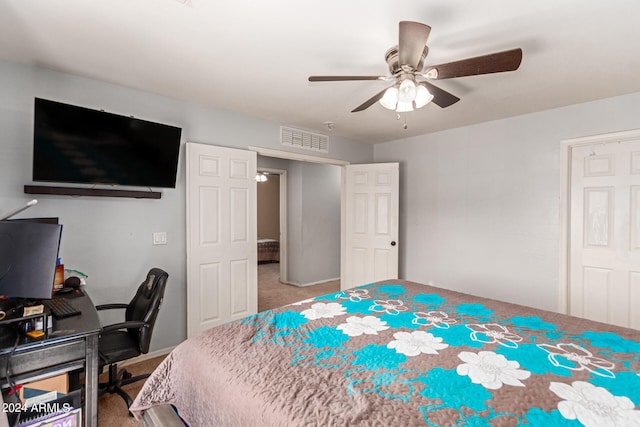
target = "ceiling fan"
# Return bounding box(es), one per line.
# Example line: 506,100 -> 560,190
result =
309,21 -> 522,114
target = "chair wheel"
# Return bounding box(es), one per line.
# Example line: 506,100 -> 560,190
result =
122,371 -> 133,380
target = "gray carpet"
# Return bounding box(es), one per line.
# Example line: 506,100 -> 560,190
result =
98,355 -> 166,426
258,262 -> 340,312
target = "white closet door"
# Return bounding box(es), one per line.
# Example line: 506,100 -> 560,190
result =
342,163 -> 399,290
570,139 -> 640,328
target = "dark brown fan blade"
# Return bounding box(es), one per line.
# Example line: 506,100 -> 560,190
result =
398,21 -> 431,69
351,85 -> 394,113
422,82 -> 460,108
309,75 -> 384,82
424,48 -> 522,80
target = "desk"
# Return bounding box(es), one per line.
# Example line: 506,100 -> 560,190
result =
0,290 -> 101,426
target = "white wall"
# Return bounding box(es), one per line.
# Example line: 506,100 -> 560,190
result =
374,91 -> 640,312
0,59 -> 373,350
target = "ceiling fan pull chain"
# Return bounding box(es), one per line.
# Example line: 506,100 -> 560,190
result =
395,112 -> 409,130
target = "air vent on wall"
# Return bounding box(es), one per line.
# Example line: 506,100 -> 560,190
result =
281,127 -> 328,153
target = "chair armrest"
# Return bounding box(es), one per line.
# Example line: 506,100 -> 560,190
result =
96,303 -> 129,311
102,320 -> 148,334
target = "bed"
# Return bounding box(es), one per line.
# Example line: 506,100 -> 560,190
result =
257,238 -> 279,263
130,280 -> 640,426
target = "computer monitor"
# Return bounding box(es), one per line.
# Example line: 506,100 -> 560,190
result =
0,221 -> 62,300
8,217 -> 59,225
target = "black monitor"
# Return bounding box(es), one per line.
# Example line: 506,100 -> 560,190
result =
8,217 -> 59,225
0,221 -> 62,300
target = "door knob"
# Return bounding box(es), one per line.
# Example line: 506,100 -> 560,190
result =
391,241 -> 397,246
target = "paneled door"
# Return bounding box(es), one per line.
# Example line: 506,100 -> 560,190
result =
342,163 -> 399,290
186,142 -> 257,337
569,138 -> 640,328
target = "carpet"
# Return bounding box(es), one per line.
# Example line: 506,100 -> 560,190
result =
98,355 -> 167,426
258,262 -> 340,312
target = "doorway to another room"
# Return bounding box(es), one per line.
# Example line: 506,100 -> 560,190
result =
256,158 -> 341,311
186,143 -> 399,337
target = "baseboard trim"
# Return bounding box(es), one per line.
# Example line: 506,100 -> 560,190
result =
119,346 -> 176,368
281,277 -> 340,288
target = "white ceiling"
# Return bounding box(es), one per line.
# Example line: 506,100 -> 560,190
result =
1,0 -> 639,144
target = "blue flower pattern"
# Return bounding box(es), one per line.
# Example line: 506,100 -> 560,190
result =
243,283 -> 640,425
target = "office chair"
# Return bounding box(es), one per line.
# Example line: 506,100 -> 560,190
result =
96,268 -> 169,413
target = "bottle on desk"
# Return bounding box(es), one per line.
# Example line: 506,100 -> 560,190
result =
53,258 -> 64,292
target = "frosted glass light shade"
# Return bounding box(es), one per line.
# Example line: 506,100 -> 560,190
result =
379,87 -> 399,110
414,85 -> 434,108
379,80 -> 431,113
396,100 -> 414,112
398,79 -> 417,103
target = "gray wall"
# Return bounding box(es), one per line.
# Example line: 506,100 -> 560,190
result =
374,91 -> 640,313
257,156 -> 341,285
291,162 -> 341,285
257,174 -> 280,240
0,59 -> 373,351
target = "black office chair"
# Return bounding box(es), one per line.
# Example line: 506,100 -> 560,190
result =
96,267 -> 168,413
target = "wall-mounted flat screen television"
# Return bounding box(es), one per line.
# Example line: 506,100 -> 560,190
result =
33,98 -> 182,188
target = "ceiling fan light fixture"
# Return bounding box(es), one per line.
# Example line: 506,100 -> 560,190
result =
414,85 -> 434,108
380,86 -> 399,110
398,79 -> 417,103
255,173 -> 268,182
396,100 -> 414,113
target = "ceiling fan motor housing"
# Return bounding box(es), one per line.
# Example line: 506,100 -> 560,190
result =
385,45 -> 429,75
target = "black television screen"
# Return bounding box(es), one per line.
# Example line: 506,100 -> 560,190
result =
0,221 -> 62,300
33,98 -> 182,188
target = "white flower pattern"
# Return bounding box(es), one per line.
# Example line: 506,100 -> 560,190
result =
412,311 -> 457,329
537,343 -> 616,378
387,331 -> 449,356
549,381 -> 640,427
337,316 -> 389,337
337,288 -> 371,303
369,299 -> 408,316
301,302 -> 346,320
466,323 -> 523,348
456,350 -> 531,390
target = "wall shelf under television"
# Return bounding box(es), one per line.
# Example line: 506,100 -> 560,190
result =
24,185 -> 162,199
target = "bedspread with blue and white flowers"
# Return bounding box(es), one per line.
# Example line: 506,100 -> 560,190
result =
133,280 -> 640,426
238,280 -> 640,426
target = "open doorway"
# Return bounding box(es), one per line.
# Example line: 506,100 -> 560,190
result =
256,156 -> 341,311
186,143 -> 398,336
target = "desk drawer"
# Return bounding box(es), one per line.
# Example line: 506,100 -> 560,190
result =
0,340 -> 85,378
